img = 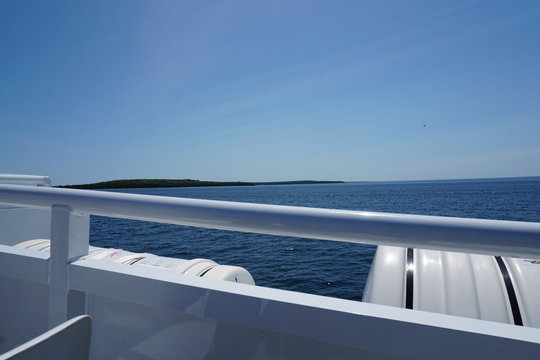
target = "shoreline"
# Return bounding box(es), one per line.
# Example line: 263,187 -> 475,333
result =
57,179 -> 345,190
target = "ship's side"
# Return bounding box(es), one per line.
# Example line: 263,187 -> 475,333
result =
1,179 -> 540,359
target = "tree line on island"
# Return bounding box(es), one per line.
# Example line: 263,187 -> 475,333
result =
57,179 -> 344,189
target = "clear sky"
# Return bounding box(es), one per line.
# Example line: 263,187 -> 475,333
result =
1,0 -> 539,185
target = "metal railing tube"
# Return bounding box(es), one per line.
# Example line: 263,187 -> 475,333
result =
1,184 -> 539,259
0,174 -> 51,187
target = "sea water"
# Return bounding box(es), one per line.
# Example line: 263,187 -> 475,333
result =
90,177 -> 540,301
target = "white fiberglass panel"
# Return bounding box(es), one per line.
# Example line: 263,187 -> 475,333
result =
469,254 -> 511,323
415,249 -> 446,314
87,295 -> 406,360
362,246 -> 406,307
69,259 -> 540,359
0,277 -> 49,353
505,257 -> 540,328
365,246 -> 518,325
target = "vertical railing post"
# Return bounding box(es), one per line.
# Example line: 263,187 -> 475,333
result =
48,204 -> 89,328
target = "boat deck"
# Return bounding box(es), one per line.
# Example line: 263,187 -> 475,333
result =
1,181 -> 540,359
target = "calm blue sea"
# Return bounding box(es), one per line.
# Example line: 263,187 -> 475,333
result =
90,177 -> 540,301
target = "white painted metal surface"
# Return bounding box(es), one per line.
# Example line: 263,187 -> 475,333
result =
0,174 -> 51,187
68,259 -> 540,359
0,315 -> 91,360
1,176 -> 540,359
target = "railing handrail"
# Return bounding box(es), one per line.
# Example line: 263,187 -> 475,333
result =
1,184 -> 539,258
0,174 -> 51,187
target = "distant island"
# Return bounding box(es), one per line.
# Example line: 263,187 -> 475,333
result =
57,179 -> 344,189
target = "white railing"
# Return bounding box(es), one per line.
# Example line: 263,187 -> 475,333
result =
1,184 -> 540,259
0,174 -> 51,187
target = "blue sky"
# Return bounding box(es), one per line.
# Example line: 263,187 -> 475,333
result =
1,0 -> 539,185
